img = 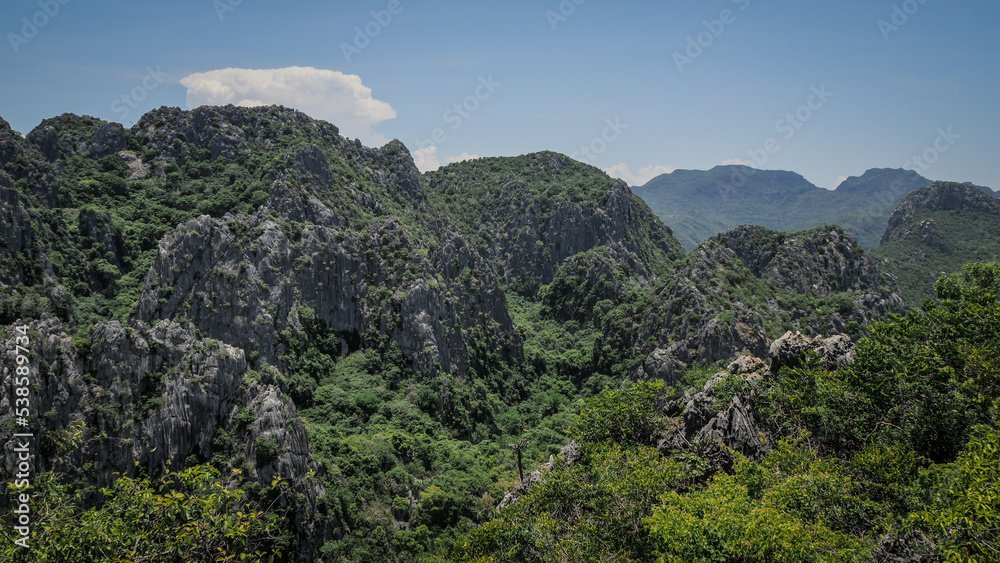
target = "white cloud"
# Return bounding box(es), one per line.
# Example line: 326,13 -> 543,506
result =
604,163 -> 675,187
412,147 -> 480,173
831,176 -> 849,190
413,146 -> 441,172
445,152 -> 480,165
721,158 -> 747,166
179,66 -> 396,145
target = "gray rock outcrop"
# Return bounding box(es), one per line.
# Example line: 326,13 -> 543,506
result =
659,330 -> 857,461
635,225 -> 899,375
0,317 -> 329,524
881,181 -> 1000,246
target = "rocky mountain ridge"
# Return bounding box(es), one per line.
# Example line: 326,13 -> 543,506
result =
0,105 -> 911,560
630,224 -> 900,385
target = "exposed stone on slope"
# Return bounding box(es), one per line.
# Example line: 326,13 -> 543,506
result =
727,353 -> 766,375
134,208 -> 518,379
426,154 -> 684,293
90,122 -> 127,158
659,354 -> 771,461
906,219 -> 953,255
377,140 -> 425,204
117,149 -> 149,179
133,105 -> 335,163
0,316 -> 335,541
659,331 -> 857,462
0,117 -> 24,167
635,225 -> 899,375
26,125 -> 60,162
873,181 -> 1000,307
496,468 -> 546,512
495,441 -> 579,511
78,208 -> 124,270
692,311 -> 770,365
639,348 -> 686,386
718,225 -> 889,296
0,184 -> 35,286
769,331 -> 856,372
881,181 -> 1000,246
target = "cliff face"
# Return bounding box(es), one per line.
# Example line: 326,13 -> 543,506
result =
133,212 -> 517,380
0,107 -> 527,554
1,315 -> 334,551
1,318 -> 304,481
0,183 -> 40,286
717,225 -> 891,296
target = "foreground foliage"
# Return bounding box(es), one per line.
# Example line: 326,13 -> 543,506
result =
1,464 -> 287,562
457,263 -> 1000,562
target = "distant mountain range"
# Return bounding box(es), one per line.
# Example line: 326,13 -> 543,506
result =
633,166 -> 997,250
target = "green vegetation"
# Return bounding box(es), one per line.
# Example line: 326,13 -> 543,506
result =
454,263 -> 1000,562
424,153 -> 682,284
3,108 -> 998,561
873,202 -> 1000,307
0,107 -> 418,340
1,465 -> 289,562
288,293 -> 615,560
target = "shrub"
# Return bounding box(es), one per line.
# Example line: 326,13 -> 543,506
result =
255,435 -> 282,464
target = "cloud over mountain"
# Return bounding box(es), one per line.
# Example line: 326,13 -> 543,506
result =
604,163 -> 676,187
180,66 -> 396,145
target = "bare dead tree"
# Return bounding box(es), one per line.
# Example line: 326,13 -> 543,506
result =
507,437 -> 529,483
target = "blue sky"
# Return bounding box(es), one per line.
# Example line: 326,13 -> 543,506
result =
1,0 -> 998,189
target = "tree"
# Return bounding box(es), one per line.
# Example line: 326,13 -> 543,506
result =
911,422 -> 1000,562
762,262 -> 1000,462
507,437 -> 529,483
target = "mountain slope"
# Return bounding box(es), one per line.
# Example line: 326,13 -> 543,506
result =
0,106 -> 693,560
424,152 -> 685,291
600,224 -> 902,385
632,165 -> 824,248
872,181 -> 1000,306
787,167 -> 935,248
0,106 -> 539,557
